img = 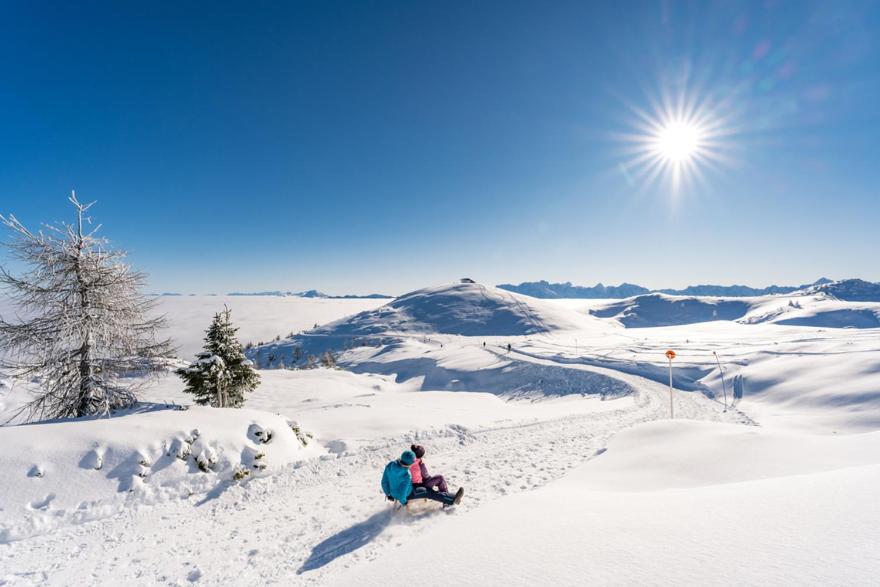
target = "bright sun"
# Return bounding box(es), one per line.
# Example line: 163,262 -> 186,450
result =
617,87 -> 734,195
653,121 -> 702,163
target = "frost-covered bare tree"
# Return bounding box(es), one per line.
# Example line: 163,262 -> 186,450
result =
0,193 -> 174,421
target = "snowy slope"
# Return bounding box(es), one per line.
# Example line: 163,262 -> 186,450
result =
334,420 -> 880,586
247,282 -> 623,398
590,293 -> 752,326
307,281 -> 594,337
2,369 -> 746,585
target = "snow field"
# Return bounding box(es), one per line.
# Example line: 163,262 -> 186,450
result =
1,367 -> 744,585
335,421 -> 880,586
2,284 -> 879,585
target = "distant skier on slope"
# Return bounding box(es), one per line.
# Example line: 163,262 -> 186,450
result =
409,444 -> 463,504
381,450 -> 463,507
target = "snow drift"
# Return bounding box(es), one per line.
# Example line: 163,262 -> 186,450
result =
0,405 -> 321,542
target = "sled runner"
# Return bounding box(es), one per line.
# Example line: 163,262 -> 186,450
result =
404,497 -> 446,515
395,487 -> 464,515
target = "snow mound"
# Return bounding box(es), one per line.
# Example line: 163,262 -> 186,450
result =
310,282 -> 585,337
798,278 -> 880,302
0,405 -> 321,542
590,293 -> 751,327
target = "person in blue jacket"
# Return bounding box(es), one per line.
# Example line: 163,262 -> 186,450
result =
382,450 -> 416,504
382,450 -> 463,507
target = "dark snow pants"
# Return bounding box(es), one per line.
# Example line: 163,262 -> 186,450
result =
408,485 -> 455,506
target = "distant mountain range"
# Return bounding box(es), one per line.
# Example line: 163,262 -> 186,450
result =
226,289 -> 393,299
497,278 -> 836,299
158,277 -> 880,302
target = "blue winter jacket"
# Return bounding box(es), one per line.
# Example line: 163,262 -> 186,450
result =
381,460 -> 413,504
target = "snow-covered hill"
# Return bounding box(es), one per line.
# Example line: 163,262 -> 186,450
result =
2,281 -> 880,584
588,289 -> 880,329
307,281 -> 592,337
247,282 -> 626,398
590,293 -> 752,326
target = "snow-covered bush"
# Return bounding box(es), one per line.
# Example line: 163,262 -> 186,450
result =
249,423 -> 273,444
288,420 -> 311,447
320,350 -> 338,368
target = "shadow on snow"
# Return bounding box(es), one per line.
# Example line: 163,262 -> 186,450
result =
298,508 -> 394,574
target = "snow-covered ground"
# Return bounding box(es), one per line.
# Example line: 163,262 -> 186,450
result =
336,421 -> 880,586
2,282 -> 879,585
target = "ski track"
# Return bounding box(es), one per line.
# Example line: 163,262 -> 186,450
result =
0,354 -> 749,586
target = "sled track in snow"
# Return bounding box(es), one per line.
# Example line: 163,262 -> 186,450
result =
1,358 -> 750,586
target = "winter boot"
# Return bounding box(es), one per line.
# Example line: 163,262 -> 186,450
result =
453,487 -> 464,505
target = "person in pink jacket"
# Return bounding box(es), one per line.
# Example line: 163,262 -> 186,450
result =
409,444 -> 463,504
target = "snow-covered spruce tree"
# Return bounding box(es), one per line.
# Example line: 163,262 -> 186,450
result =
0,193 -> 174,421
176,306 -> 259,407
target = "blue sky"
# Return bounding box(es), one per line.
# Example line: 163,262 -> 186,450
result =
1,1 -> 878,295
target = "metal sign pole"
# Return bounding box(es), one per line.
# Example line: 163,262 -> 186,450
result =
713,351 -> 728,412
665,349 -> 676,419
